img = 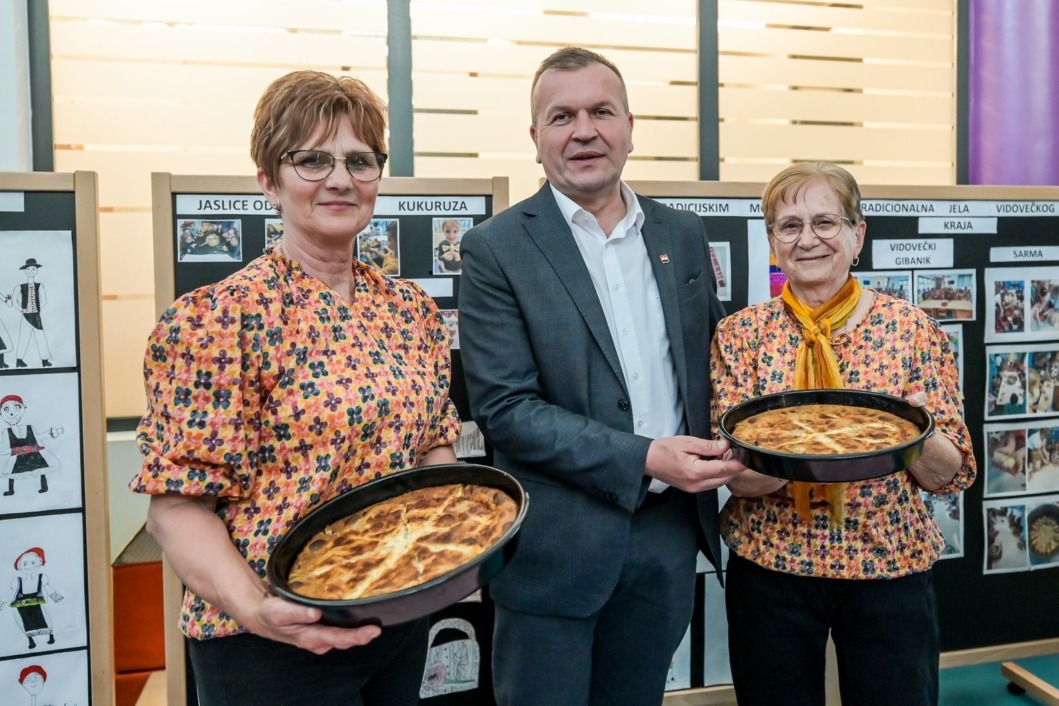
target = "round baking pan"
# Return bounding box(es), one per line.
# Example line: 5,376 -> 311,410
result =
1028,503 -> 1059,560
718,389 -> 935,483
267,463 -> 527,628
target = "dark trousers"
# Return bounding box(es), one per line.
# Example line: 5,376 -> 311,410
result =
186,617 -> 429,706
725,554 -> 939,706
492,492 -> 699,706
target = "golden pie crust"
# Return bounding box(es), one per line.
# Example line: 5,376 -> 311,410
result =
731,403 -> 921,456
287,483 -> 518,600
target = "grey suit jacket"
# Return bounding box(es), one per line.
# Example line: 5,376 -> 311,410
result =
458,183 -> 728,617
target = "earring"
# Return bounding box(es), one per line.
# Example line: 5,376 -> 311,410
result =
851,256 -> 860,267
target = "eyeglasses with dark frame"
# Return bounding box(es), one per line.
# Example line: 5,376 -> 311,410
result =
768,213 -> 853,243
281,149 -> 388,183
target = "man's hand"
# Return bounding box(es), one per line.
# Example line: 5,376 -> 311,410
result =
645,436 -> 746,493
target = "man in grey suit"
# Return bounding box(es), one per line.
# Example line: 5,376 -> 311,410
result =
458,47 -> 746,706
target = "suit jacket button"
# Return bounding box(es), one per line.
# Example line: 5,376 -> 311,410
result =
618,399 -> 630,411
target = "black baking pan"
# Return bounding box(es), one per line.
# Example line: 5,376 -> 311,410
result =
718,389 -> 935,483
266,463 -> 527,627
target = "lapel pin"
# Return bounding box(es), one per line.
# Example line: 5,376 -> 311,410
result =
659,254 -> 670,264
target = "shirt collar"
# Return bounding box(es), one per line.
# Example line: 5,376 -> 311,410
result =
549,181 -> 645,235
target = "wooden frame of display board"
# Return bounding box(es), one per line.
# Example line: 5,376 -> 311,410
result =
630,180 -> 1059,705
151,173 -> 508,706
0,172 -> 112,706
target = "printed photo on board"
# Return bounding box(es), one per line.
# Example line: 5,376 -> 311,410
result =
940,324 -> 964,396
1027,499 -> 1059,568
986,427 -> 1028,496
453,420 -> 485,460
914,269 -> 976,321
264,219 -> 284,250
921,492 -> 963,559
432,217 -> 471,275
439,309 -> 459,350
1030,279 -> 1059,333
994,280 -> 1026,334
987,350 -> 1028,418
177,219 -> 243,262
1028,349 -> 1059,415
853,271 -> 912,302
709,242 -> 731,301
1027,427 -> 1059,495
357,219 -> 399,276
984,501 -> 1029,574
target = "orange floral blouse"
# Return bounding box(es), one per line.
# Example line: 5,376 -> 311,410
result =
710,292 -> 976,580
131,250 -> 461,639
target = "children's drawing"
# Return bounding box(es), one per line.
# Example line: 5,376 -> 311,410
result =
1,548 -> 64,650
2,259 -> 53,368
0,395 -> 63,497
17,664 -> 46,706
0,316 -> 12,370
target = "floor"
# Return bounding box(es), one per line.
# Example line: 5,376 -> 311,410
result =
135,658 -> 1059,706
940,655 -> 1059,705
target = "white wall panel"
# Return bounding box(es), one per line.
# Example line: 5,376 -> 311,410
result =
410,7 -> 696,47
720,88 -> 953,125
722,124 -> 952,161
721,0 -> 953,34
50,22 -> 389,69
720,27 -> 953,64
719,55 -> 953,93
49,0 -> 387,34
48,0 -> 958,415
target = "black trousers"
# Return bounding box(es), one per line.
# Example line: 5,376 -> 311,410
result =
492,492 -> 699,706
186,618 -> 429,706
725,554 -> 940,706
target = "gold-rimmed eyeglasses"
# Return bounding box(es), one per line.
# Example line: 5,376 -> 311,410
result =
768,213 -> 853,243
281,149 -> 388,183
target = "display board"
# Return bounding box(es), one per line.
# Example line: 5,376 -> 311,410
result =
151,173 -> 508,705
631,180 -> 1059,697
0,172 -> 112,706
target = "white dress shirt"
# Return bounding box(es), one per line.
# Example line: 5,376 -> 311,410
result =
551,183 -> 684,491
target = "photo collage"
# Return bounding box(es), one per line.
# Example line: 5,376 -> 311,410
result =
982,266 -> 1059,574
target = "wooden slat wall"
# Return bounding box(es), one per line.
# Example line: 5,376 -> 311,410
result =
717,0 -> 957,184
409,0 -> 700,200
47,0 -> 957,417
48,0 -> 390,417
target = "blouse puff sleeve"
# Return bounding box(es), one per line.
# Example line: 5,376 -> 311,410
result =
409,284 -> 462,457
913,315 -> 976,495
131,286 -> 263,500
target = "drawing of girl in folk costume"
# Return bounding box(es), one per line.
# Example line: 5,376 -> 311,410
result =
0,395 -> 63,497
1,548 -> 64,649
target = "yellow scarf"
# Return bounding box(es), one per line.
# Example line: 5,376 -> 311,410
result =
780,276 -> 862,523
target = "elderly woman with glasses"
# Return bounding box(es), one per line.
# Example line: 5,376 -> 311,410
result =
131,71 -> 460,706
710,163 -> 975,706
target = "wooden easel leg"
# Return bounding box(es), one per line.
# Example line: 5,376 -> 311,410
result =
1001,661 -> 1059,705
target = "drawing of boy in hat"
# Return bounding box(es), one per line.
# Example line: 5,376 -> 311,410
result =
0,312 -> 11,369
2,259 -> 53,368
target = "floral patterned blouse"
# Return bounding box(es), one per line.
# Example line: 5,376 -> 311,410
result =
132,249 -> 461,639
710,292 -> 976,580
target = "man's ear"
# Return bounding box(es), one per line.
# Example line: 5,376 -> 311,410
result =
529,124 -> 542,165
